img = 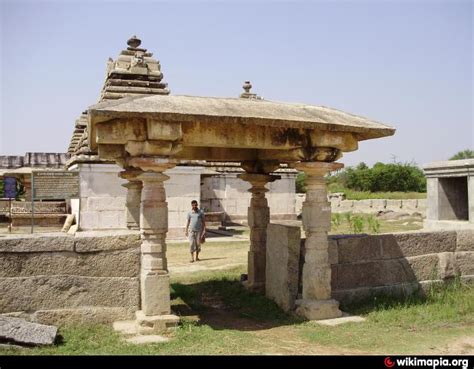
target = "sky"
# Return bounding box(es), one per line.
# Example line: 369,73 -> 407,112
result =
0,0 -> 472,168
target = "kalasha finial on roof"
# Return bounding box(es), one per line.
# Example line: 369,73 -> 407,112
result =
243,81 -> 252,94
240,80 -> 262,100
127,35 -> 141,49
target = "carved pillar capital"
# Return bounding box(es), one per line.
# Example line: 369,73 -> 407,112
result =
128,157 -> 176,173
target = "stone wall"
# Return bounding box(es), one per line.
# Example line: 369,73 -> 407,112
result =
295,194 -> 426,216
201,172 -> 297,222
0,230 -> 141,325
266,224 -> 474,312
69,164 -> 202,236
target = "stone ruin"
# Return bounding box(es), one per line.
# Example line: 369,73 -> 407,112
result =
2,36 -> 471,336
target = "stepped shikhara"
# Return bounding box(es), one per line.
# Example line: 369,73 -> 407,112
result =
66,36 -> 170,166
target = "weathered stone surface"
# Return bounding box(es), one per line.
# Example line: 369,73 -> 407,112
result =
454,251 -> 474,276
389,231 -> 457,257
336,234 -> 382,263
32,307 -> 136,325
0,250 -> 140,277
136,311 -> 180,334
332,259 -> 419,290
0,316 -> 57,346
405,254 -> 441,281
438,252 -> 456,280
0,276 -> 139,312
332,281 -> 426,305
265,223 -> 301,312
295,299 -> 342,320
0,235 -> 74,253
456,230 -> 474,251
74,231 -> 140,252
140,274 -> 170,316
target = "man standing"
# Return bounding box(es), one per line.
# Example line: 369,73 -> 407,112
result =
185,200 -> 206,263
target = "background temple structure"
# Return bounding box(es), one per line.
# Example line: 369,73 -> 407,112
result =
65,36 -> 297,237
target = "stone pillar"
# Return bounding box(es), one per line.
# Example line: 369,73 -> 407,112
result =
468,175 -> 474,223
123,181 -> 142,229
426,177 -> 440,221
238,173 -> 279,292
293,161 -> 343,320
131,161 -> 179,333
119,169 -> 143,230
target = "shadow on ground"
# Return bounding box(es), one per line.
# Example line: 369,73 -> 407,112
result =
170,278 -> 303,332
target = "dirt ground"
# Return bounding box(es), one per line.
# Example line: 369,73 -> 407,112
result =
166,236 -> 473,355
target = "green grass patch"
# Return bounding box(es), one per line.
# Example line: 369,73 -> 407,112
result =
1,268 -> 471,355
329,212 -> 423,235
328,184 -> 426,200
299,279 -> 474,354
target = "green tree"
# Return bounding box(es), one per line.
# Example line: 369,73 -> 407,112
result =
449,149 -> 474,160
296,172 -> 306,193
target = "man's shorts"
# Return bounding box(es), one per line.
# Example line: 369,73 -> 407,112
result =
189,231 -> 201,253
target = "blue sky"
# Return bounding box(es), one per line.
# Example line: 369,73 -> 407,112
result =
0,0 -> 472,167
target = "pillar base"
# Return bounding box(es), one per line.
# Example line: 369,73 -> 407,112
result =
241,280 -> 265,294
295,299 -> 342,320
135,310 -> 180,334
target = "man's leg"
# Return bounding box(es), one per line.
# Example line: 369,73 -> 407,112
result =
195,235 -> 201,261
189,232 -> 196,262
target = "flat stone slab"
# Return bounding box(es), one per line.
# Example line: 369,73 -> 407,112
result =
125,335 -> 170,344
315,315 -> 366,326
0,316 -> 57,346
113,320 -> 138,335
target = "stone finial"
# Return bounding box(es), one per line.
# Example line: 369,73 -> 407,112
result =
127,35 -> 142,49
243,81 -> 252,93
240,80 -> 262,100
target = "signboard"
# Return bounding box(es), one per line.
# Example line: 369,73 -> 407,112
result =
32,171 -> 80,200
3,177 -> 17,199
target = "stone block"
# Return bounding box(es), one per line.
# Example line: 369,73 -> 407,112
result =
0,250 -> 140,278
98,210 -> 126,229
371,199 -> 386,210
265,223 -> 301,312
141,273 -> 171,316
79,211 -> 100,229
438,252 -> 455,280
328,238 -> 338,265
302,205 -> 331,231
454,251 -> 474,276
248,207 -> 269,228
336,235 -> 382,263
302,264 -> 332,300
74,231 -> 141,252
295,299 -> 342,320
405,254 -> 441,281
136,311 -> 180,334
332,281 -> 423,305
0,235 -> 74,253
389,231 -> 457,257
386,199 -> 403,210
332,259 -> 419,290
0,316 -> 57,346
32,307 -> 136,325
0,276 -> 140,312
141,205 -> 168,230
456,230 -> 474,251
147,120 -> 182,141
85,197 -> 125,211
